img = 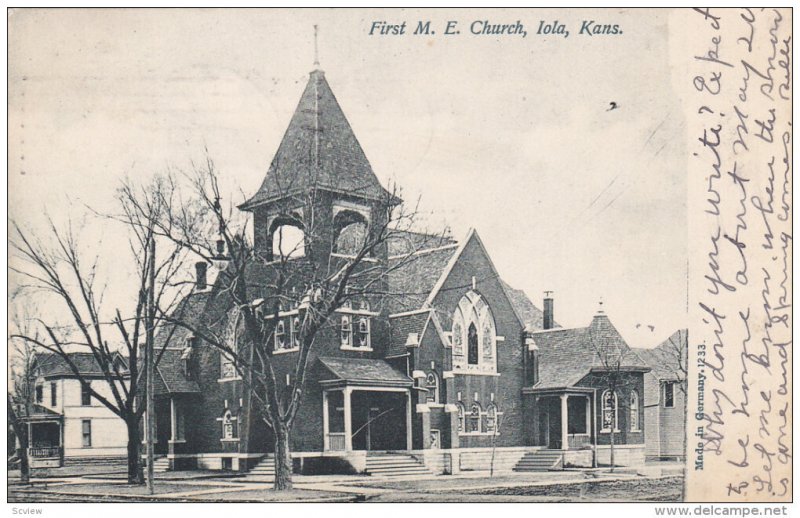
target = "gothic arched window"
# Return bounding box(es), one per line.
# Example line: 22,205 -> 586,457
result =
274,320 -> 286,350
357,317 -> 370,348
451,290 -> 497,373
630,390 -> 640,432
469,403 -> 482,433
457,403 -> 465,433
291,317 -> 301,349
221,410 -> 237,439
486,403 -> 498,434
601,390 -> 618,432
426,372 -> 439,404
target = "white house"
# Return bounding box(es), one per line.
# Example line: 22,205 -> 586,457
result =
26,352 -> 129,467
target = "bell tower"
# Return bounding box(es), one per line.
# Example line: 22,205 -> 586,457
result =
239,64 -> 398,266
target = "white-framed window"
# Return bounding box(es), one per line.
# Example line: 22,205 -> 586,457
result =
426,372 -> 439,403
81,419 -> 92,447
339,299 -> 372,350
601,390 -> 619,432
485,403 -> 498,434
451,290 -> 498,374
357,317 -> 371,348
340,314 -> 352,347
221,409 -> 238,440
630,390 -> 640,431
468,403 -> 482,433
291,316 -> 301,349
663,381 -> 675,408
275,319 -> 287,350
457,403 -> 465,433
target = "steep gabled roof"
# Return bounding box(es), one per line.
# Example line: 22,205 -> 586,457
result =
387,245 -> 459,314
633,329 -> 687,381
241,70 -> 392,210
530,313 -> 650,390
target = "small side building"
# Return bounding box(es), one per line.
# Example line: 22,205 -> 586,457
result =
633,330 -> 688,461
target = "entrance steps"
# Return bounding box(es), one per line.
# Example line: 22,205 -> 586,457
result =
152,456 -> 170,473
63,455 -> 127,467
513,449 -> 563,472
248,455 -> 275,477
365,453 -> 433,477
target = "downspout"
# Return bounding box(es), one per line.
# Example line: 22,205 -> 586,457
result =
592,388 -> 598,468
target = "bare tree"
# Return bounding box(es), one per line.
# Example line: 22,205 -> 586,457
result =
586,325 -> 641,472
9,178 -> 191,485
7,306 -> 39,483
141,158 -> 446,491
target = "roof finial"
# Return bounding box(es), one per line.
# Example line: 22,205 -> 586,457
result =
313,24 -> 320,69
597,297 -> 605,314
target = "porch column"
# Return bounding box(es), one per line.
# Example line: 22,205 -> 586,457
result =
585,396 -> 591,438
322,390 -> 330,451
560,394 -> 569,451
170,399 -> 177,441
406,390 -> 413,451
343,387 -> 353,452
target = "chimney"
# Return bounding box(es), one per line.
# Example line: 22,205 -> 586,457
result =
543,291 -> 554,330
195,261 -> 208,290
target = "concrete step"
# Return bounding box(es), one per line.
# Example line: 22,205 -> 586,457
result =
513,451 -> 563,472
365,454 -> 432,477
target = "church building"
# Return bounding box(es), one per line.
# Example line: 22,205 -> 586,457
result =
151,65 -> 651,475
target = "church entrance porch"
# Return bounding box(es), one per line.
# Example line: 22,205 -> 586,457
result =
531,389 -> 595,451
322,387 -> 412,453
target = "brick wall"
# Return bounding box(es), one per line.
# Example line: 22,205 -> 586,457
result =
428,234 -> 526,449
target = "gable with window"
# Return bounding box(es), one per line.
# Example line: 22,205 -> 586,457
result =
451,290 -> 497,374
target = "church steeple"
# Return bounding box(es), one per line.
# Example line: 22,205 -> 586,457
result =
239,68 -> 393,212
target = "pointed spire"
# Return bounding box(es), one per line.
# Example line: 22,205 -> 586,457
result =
313,24 -> 320,70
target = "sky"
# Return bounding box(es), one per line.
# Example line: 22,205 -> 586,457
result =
8,8 -> 687,348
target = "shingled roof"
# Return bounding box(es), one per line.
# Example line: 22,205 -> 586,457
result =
633,329 -> 687,381
387,245 -> 460,314
318,357 -> 412,387
530,313 -> 650,390
501,280 -> 553,332
240,70 -> 393,210
34,352 -> 129,379
388,310 -> 431,357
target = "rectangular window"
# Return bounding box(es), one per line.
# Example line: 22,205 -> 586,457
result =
81,420 -> 92,447
81,383 -> 92,406
35,385 -> 43,404
50,382 -> 57,407
664,382 -> 675,408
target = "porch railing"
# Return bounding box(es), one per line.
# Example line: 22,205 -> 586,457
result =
327,433 -> 346,451
29,446 -> 61,458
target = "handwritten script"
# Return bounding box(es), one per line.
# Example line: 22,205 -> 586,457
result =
687,7 -> 791,502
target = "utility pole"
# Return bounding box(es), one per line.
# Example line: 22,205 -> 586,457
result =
145,230 -> 156,494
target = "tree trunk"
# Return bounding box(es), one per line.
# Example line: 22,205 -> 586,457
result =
273,424 -> 293,491
126,418 -> 144,485
17,442 -> 30,484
